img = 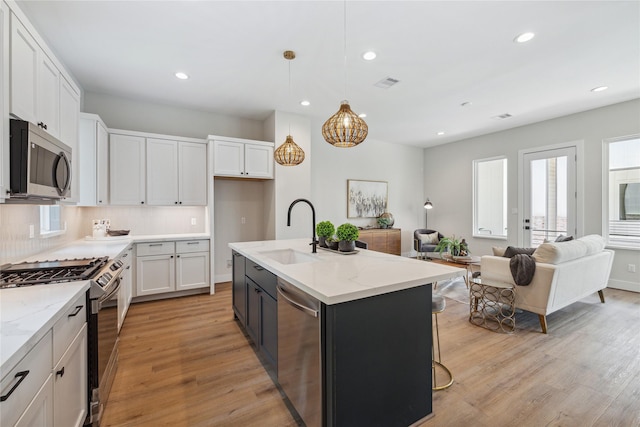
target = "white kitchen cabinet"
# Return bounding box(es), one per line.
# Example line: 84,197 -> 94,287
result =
146,138 -> 207,206
110,133 -> 146,205
0,2 -> 9,202
118,245 -> 133,331
212,137 -> 274,179
36,52 -> 59,138
14,375 -> 53,427
78,113 -> 109,206
53,324 -> 87,427
59,77 -> 80,201
9,13 -> 37,124
135,240 -> 210,297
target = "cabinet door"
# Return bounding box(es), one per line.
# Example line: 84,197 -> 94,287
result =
0,2 -> 9,202
146,138 -> 178,205
178,141 -> 207,205
260,291 -> 278,370
37,52 -> 59,137
136,254 -> 175,296
232,251 -> 247,325
53,325 -> 87,427
213,140 -> 244,176
118,260 -> 132,331
59,77 -> 79,200
244,143 -> 273,178
96,121 -> 109,205
110,134 -> 146,205
10,14 -> 38,123
14,375 -> 53,427
245,278 -> 261,344
176,251 -> 209,290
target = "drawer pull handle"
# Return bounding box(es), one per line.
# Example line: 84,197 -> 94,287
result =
254,265 -> 264,271
0,371 -> 29,402
68,305 -> 83,317
56,367 -> 65,378
149,244 -> 163,247
187,242 -> 200,245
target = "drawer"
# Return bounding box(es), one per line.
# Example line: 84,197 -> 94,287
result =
245,259 -> 277,299
119,245 -> 134,267
136,241 -> 175,256
53,293 -> 87,364
0,331 -> 53,427
176,240 -> 209,254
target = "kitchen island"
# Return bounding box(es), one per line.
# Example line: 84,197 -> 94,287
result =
230,239 -> 465,427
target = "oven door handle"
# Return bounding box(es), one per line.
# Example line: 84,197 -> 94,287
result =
94,278 -> 121,313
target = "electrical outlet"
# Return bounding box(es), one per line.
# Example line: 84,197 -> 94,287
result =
191,217 -> 197,226
226,259 -> 232,268
29,224 -> 35,239
628,264 -> 636,273
241,217 -> 246,224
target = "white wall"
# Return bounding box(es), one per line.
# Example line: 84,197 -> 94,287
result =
423,99 -> 640,292
310,119 -> 425,255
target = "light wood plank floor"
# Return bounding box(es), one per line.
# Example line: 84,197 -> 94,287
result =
102,282 -> 640,427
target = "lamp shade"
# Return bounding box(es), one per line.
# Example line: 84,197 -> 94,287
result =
274,135 -> 305,166
322,100 -> 368,147
424,200 -> 433,209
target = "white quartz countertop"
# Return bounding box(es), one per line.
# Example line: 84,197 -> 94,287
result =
0,281 -> 89,376
229,239 -> 466,305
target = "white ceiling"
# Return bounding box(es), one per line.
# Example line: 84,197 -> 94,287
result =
16,1 -> 640,148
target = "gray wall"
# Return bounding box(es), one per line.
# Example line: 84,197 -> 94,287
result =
423,98 -> 640,291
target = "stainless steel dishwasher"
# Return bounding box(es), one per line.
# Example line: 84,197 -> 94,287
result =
277,278 -> 322,427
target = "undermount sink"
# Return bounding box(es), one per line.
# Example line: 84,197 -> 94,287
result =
259,249 -> 318,265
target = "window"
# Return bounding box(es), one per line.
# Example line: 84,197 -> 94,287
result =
473,156 -> 507,239
604,135 -> 640,249
40,205 -> 65,237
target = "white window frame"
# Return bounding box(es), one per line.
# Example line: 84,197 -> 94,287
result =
472,156 -> 508,240
39,205 -> 66,237
602,134 -> 640,250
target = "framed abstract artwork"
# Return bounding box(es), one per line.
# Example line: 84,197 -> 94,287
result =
347,180 -> 388,218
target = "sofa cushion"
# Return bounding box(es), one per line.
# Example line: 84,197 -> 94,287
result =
503,246 -> 536,258
578,234 -> 606,256
533,239 -> 588,264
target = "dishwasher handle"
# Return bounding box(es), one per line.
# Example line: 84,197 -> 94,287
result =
277,286 -> 319,318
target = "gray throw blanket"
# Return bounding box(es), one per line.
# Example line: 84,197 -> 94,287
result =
509,254 -> 536,286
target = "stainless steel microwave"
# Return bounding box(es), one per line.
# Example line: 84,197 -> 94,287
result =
9,119 -> 72,200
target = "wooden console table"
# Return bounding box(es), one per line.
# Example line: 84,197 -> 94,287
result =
358,228 -> 401,255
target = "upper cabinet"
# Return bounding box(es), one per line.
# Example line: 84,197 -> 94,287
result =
78,113 -> 109,206
110,129 -> 207,206
0,2 -> 9,202
211,136 -> 274,179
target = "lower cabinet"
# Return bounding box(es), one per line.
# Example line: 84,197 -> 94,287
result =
357,228 -> 401,255
53,324 -> 87,427
232,254 -> 277,372
135,240 -> 209,297
14,375 -> 53,427
117,245 -> 133,331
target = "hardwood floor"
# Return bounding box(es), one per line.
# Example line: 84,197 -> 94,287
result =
102,282 -> 640,427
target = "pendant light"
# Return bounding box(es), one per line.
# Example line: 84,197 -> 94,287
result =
274,50 -> 305,166
322,0 -> 368,147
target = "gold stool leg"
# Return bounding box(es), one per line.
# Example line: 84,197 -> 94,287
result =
432,311 -> 453,390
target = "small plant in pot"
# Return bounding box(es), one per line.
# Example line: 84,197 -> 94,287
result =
336,223 -> 360,252
435,235 -> 469,258
326,236 -> 339,250
377,216 -> 391,229
315,221 -> 335,248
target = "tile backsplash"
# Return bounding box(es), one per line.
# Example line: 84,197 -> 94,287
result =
0,204 -> 207,265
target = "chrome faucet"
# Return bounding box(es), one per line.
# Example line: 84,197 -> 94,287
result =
287,198 -> 318,253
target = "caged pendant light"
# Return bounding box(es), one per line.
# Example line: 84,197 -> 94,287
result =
322,0 -> 368,147
274,50 -> 305,166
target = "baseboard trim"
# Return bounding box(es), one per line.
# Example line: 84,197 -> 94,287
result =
608,279 -> 640,293
215,273 -> 232,283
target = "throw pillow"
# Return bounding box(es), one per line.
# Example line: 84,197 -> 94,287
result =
555,234 -> 574,242
492,246 -> 506,256
419,232 -> 439,245
503,246 -> 536,258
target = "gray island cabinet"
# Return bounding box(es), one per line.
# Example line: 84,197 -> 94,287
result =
230,239 -> 465,427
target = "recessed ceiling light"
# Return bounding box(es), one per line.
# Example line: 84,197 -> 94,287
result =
175,72 -> 189,80
591,86 -> 609,92
437,131 -> 445,136
358,113 -> 367,118
362,51 -> 377,61
514,32 -> 535,43
300,100 -> 310,106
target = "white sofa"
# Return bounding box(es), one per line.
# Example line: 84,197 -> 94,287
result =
480,235 -> 614,333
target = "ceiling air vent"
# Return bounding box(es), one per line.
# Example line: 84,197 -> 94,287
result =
374,77 -> 400,89
492,113 -> 513,120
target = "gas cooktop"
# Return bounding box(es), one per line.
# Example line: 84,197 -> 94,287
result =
0,257 -> 109,289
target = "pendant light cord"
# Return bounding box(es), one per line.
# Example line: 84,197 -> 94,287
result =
288,58 -> 292,135
343,0 -> 347,100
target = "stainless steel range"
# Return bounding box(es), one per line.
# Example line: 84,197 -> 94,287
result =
0,254 -> 127,426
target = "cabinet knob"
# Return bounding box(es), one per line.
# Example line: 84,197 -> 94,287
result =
141,201 -> 145,204
175,201 -> 178,204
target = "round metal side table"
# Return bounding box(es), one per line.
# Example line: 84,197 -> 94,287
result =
469,278 -> 516,333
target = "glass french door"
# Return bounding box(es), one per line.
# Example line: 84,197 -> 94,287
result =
523,147 -> 577,247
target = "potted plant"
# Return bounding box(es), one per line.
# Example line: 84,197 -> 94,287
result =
336,223 -> 360,252
316,221 -> 335,248
435,235 -> 469,258
377,216 -> 391,229
326,236 -> 339,250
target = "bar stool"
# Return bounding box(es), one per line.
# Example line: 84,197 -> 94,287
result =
432,294 -> 453,390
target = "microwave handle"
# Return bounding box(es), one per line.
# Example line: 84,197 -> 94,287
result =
55,151 -> 72,196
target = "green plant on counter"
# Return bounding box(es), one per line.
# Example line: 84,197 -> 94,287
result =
377,216 -> 391,228
336,223 -> 360,242
316,221 -> 335,238
435,235 -> 469,256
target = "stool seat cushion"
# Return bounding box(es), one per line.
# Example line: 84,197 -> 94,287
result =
432,294 -> 446,313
